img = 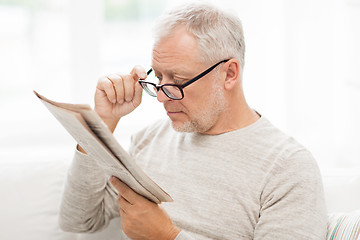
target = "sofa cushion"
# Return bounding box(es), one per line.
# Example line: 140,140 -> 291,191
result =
0,159 -> 77,240
327,210 -> 360,240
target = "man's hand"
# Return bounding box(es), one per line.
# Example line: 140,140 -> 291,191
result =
94,66 -> 146,132
109,176 -> 180,240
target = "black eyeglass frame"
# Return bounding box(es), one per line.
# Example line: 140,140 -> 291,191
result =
138,59 -> 230,100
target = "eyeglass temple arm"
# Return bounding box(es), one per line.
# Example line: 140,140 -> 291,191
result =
146,69 -> 153,76
181,59 -> 230,88
140,59 -> 229,84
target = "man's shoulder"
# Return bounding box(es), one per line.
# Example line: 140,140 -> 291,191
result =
247,116 -> 314,164
257,117 -> 320,173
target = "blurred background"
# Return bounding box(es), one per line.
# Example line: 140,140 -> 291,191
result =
0,0 -> 359,170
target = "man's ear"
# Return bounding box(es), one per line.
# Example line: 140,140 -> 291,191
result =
223,59 -> 240,90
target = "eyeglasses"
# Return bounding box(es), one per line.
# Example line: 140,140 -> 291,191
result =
138,59 -> 230,100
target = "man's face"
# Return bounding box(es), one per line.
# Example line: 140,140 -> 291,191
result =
151,26 -> 227,133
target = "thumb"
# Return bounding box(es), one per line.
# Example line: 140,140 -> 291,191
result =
131,65 -> 147,80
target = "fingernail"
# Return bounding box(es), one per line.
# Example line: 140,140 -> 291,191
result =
109,176 -> 115,182
118,99 -> 124,104
111,99 -> 116,104
125,97 -> 131,102
139,73 -> 146,79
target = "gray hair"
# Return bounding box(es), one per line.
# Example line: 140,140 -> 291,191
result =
152,2 -> 245,69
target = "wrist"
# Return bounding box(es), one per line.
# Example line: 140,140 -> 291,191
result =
76,144 -> 87,154
164,226 -> 181,240
101,117 -> 120,133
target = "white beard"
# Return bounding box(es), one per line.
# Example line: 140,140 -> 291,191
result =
171,82 -> 227,133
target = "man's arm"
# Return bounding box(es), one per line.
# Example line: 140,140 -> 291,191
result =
59,66 -> 147,232
254,150 -> 327,239
59,149 -> 120,232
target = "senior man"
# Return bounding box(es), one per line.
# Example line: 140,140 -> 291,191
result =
59,2 -> 327,240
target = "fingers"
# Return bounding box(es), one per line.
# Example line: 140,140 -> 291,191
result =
97,76 -> 117,103
122,74 -> 135,102
118,195 -> 131,214
130,65 -> 146,106
110,176 -> 142,205
133,81 -> 143,107
97,65 -> 146,104
107,74 -> 124,104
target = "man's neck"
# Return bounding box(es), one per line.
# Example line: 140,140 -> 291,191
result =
202,95 -> 260,135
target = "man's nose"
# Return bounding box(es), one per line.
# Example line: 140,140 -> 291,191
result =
156,88 -> 170,103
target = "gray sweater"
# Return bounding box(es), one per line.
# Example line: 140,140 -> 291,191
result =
59,116 -> 327,239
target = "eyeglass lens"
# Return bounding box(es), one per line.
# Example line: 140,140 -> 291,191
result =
162,85 -> 182,99
142,83 -> 157,97
142,71 -> 183,100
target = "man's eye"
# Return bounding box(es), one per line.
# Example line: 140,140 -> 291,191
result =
173,79 -> 183,85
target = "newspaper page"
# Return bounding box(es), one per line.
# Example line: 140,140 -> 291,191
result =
34,91 -> 172,204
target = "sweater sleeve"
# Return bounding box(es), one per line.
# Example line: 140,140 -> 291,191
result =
174,231 -> 195,240
253,150 -> 327,239
59,149 -> 120,233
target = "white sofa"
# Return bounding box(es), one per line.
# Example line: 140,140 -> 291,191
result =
0,156 -> 359,240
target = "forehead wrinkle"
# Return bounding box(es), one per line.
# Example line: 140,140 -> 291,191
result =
152,49 -> 199,77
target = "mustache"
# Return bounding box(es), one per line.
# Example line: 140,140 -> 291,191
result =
164,103 -> 185,113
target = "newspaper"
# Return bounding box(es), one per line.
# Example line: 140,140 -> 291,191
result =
34,91 -> 173,204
